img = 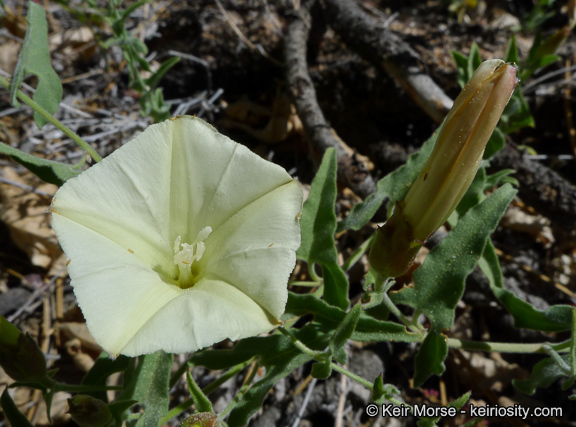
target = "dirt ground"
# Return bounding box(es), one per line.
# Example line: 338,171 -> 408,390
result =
1,0 -> 576,426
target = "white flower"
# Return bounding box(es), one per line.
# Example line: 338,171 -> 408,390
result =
51,116 -> 302,356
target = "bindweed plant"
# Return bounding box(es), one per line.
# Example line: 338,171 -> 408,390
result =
2,2 -> 576,427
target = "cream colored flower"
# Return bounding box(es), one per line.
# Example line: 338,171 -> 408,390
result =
370,60 -> 518,279
51,116 -> 302,356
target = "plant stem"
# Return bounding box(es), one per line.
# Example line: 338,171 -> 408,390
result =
447,337 -> 571,354
289,280 -> 323,287
308,263 -> 322,283
0,75 -> 102,162
218,360 -> 259,420
278,326 -> 324,359
342,234 -> 374,272
330,363 -> 411,410
372,274 -> 423,333
330,362 -> 372,389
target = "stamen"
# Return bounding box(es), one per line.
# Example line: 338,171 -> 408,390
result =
172,227 -> 213,288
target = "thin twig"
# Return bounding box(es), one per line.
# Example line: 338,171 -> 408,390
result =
284,0 -> 377,198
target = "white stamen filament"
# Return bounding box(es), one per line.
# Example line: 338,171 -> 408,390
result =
173,226 -> 212,287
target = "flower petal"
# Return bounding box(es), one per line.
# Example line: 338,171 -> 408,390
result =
168,117 -> 299,243
200,181 -> 302,317
120,278 -> 281,356
51,121 -> 176,273
51,214 -> 181,355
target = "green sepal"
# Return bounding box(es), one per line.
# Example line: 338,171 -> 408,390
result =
311,360 -> 332,379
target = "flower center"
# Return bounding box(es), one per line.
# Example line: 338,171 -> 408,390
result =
173,226 -> 212,289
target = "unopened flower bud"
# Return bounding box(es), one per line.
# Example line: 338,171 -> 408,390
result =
182,412 -> 221,427
0,316 -> 47,383
370,59 -> 518,278
67,395 -> 112,427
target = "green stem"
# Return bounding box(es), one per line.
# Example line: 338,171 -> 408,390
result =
289,280 -> 323,287
161,360 -> 252,425
278,326 -> 324,359
330,363 -> 411,410
371,274 -> 423,333
308,263 -> 322,283
330,363 -> 372,389
53,383 -> 122,393
0,75 -> 102,162
447,337 -> 571,354
342,234 -> 375,272
218,361 -> 259,420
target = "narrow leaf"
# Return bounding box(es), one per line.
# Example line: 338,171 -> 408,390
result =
338,131 -> 437,232
186,370 -> 213,413
118,351 -> 172,427
513,354 -> 571,395
1,389 -> 34,427
479,241 -> 572,332
284,293 -> 423,343
392,185 -> 517,333
10,2 -> 62,128
329,303 -> 361,354
413,332 -> 447,387
0,142 -> 80,186
298,148 -> 348,309
189,325 -> 329,427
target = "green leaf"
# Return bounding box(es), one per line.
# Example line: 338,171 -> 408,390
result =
504,35 -> 520,64
483,127 -> 506,159
1,389 -> 34,427
416,391 -> 472,426
500,89 -> 535,134
329,303 -> 361,355
451,51 -> 469,88
190,325 -> 328,427
467,43 -> 483,82
453,167 -> 487,220
338,131 -> 437,232
118,351 -> 172,427
0,142 -> 80,185
10,2 -> 62,128
392,185 -> 517,333
484,169 -> 518,189
82,353 -> 132,402
186,370 -> 213,413
144,57 -> 180,92
413,332 -> 447,387
284,293 -> 423,343
108,400 -> 138,426
298,148 -> 348,309
371,375 -> 400,405
513,354 -> 571,394
479,241 -> 572,332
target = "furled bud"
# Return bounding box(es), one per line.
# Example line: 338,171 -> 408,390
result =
182,412 -> 222,427
67,395 -> 113,427
370,59 -> 518,278
0,315 -> 48,383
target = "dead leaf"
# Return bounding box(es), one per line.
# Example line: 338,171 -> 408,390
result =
0,168 -> 66,275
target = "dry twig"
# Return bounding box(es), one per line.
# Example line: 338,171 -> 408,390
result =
322,0 -> 453,123
284,0 -> 376,198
